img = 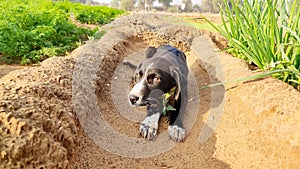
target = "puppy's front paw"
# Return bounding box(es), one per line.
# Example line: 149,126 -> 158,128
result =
140,123 -> 158,141
168,125 -> 185,142
140,113 -> 160,141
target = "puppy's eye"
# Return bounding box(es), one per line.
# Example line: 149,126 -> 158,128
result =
153,77 -> 159,82
147,73 -> 160,85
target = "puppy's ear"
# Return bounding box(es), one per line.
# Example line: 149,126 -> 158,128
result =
178,50 -> 187,60
145,46 -> 157,59
169,67 -> 181,101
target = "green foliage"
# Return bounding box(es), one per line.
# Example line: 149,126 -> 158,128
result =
182,18 -> 221,32
206,0 -> 300,89
162,90 -> 176,116
0,0 -> 124,64
55,1 -> 124,25
93,30 -> 107,40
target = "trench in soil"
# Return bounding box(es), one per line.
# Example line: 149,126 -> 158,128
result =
79,34 -> 215,158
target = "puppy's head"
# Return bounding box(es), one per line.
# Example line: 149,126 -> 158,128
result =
128,46 -> 182,107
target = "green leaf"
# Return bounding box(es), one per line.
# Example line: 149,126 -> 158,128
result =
205,0 -> 300,90
165,105 -> 176,111
0,0 -> 123,64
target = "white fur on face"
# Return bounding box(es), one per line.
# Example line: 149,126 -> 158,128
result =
129,76 -> 147,106
140,113 -> 160,141
129,63 -> 153,106
168,125 -> 185,142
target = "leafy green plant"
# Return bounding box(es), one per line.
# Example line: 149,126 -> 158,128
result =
206,0 -> 300,89
55,1 -> 125,25
93,30 -> 107,40
162,88 -> 176,116
0,0 -> 124,64
182,17 -> 221,32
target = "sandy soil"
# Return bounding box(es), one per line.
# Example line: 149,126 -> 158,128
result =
0,64 -> 26,79
0,13 -> 299,169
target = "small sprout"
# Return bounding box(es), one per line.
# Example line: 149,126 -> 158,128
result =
162,87 -> 176,116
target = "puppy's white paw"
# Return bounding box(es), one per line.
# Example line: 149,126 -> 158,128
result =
168,125 -> 185,142
140,113 -> 160,141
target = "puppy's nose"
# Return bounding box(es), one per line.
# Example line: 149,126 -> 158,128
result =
129,95 -> 139,105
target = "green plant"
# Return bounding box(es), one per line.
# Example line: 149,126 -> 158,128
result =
162,87 -> 176,116
55,1 -> 125,25
206,0 -> 300,89
0,0 -> 124,64
182,17 -> 221,32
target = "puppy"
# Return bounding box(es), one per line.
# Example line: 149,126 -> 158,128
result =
129,44 -> 188,142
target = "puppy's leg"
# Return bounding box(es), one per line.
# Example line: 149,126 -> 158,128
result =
140,103 -> 162,141
168,92 -> 187,142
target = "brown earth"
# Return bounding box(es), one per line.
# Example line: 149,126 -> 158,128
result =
0,13 -> 299,169
0,64 -> 26,79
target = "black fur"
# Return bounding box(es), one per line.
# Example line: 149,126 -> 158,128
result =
129,44 -> 188,141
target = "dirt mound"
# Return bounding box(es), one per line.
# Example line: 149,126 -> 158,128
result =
0,64 -> 25,79
0,57 -> 77,168
0,13 -> 299,169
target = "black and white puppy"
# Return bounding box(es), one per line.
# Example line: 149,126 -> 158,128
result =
128,44 -> 188,142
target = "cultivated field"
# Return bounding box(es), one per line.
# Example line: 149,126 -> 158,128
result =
0,13 -> 299,168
